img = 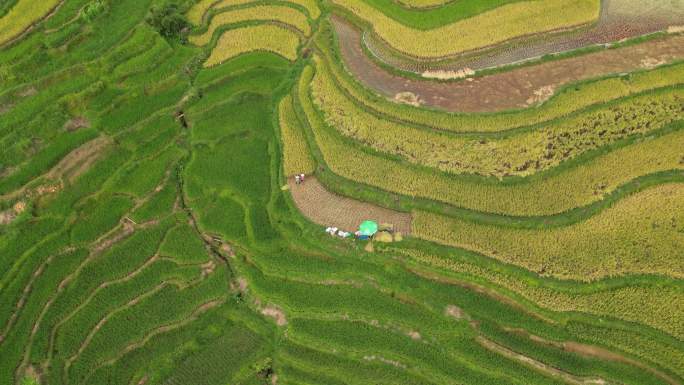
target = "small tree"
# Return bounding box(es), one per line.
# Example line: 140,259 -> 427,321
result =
146,2 -> 190,41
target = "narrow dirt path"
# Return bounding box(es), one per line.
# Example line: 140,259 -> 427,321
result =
332,17 -> 684,112
288,176 -> 411,234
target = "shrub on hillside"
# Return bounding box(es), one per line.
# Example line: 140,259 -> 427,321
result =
80,0 -> 106,22
146,2 -> 190,41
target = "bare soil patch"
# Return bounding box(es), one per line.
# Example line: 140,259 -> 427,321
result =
288,176 -> 411,234
63,117 -> 91,132
200,260 -> 216,277
261,305 -> 287,326
0,210 -> 15,225
17,86 -> 37,97
0,200 -> 27,225
444,304 -> 466,320
333,17 -> 684,112
48,136 -> 111,182
0,103 -> 13,114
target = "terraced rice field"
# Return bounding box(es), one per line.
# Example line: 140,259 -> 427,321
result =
0,1 -> 682,385
333,0 -> 600,58
359,0 -> 684,72
332,16 -> 684,112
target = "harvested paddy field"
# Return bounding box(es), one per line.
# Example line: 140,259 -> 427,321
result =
333,17 -> 684,112
0,1 -> 682,385
287,176 -> 412,234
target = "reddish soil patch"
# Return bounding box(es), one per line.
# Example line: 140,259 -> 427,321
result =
288,176 -> 411,234
333,17 -> 684,112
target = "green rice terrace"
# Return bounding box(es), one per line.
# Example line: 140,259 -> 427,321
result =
0,0 -> 683,384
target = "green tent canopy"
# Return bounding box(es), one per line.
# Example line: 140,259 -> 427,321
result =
358,220 -> 379,236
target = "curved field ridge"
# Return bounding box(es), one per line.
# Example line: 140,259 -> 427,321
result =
0,0 -> 61,45
332,0 -> 599,58
288,176 -> 412,234
189,5 -> 311,46
204,24 -> 300,67
412,183 -> 684,281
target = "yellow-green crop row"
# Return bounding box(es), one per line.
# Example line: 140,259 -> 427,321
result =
298,64 -> 684,216
400,248 -> 684,339
317,42 -> 684,133
279,94 -> 316,176
188,0 -> 320,26
205,24 -> 300,67
282,0 -> 321,19
332,0 -> 599,58
0,0 -> 61,45
396,0 -> 453,8
187,0 -> 221,25
190,5 -> 311,46
212,0 -> 321,19
311,55 -> 683,178
411,183 -> 684,281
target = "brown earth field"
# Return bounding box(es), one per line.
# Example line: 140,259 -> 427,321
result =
361,0 -> 684,72
287,176 -> 411,234
333,17 -> 684,112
